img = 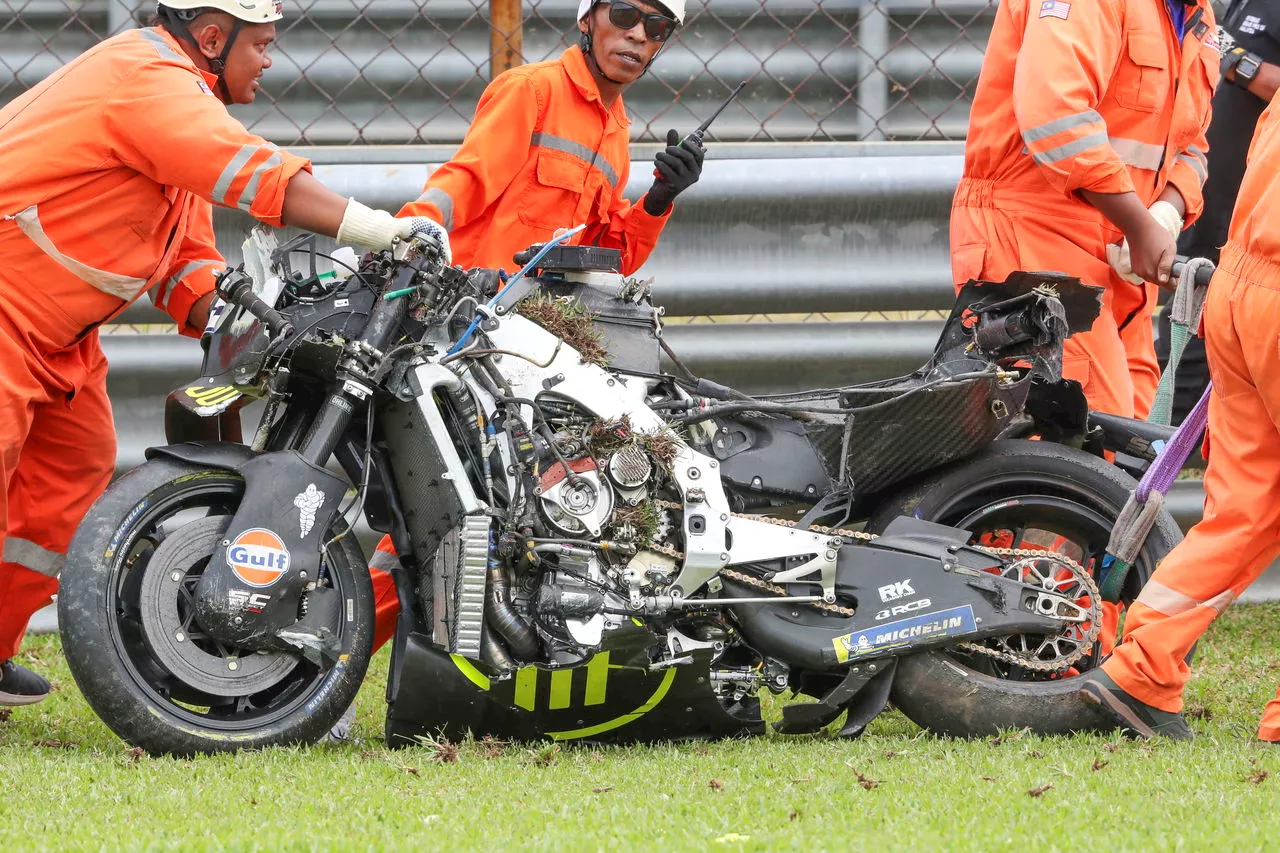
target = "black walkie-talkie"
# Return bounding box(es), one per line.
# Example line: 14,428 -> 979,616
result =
653,81 -> 748,179
681,80 -> 747,149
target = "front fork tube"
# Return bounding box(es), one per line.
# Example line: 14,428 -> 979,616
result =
298,266 -> 414,466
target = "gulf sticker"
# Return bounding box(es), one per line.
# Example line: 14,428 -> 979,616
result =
226,528 -> 291,587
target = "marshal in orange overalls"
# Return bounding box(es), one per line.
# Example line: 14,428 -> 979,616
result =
952,0 -> 1218,418
399,44 -> 671,276
1102,94 -> 1280,742
0,26 -> 310,662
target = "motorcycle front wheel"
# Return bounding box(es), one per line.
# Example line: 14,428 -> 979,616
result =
864,439 -> 1182,737
59,455 -> 374,756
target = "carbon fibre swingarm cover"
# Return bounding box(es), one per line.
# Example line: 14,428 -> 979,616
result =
726,516 -> 1066,671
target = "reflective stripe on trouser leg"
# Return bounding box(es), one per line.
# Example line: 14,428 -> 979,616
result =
2,537 -> 64,577
1103,270 -> 1280,712
0,325 -> 43,661
0,539 -> 65,658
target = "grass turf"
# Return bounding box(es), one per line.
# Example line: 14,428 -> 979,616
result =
3,604 -> 1280,851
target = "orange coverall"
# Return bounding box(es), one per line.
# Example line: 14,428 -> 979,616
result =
952,0 -> 1217,418
399,44 -> 671,276
1102,96 -> 1280,741
0,27 -> 309,660
369,44 -> 675,649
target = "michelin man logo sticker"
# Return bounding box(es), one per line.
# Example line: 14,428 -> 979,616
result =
832,605 -> 978,663
294,483 -> 325,537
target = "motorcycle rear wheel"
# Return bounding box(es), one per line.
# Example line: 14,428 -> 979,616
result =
59,456 -> 373,756
865,439 -> 1182,737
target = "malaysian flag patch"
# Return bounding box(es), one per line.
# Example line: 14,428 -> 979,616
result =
1040,0 -> 1071,19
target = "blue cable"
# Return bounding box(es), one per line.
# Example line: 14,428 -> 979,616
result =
446,225 -> 586,355
489,224 -> 586,308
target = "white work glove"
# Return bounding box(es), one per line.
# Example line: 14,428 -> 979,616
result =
336,199 -> 452,264
1106,199 -> 1183,285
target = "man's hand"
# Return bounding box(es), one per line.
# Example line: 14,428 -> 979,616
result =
1119,215 -> 1179,289
643,129 -> 705,216
1106,199 -> 1182,289
336,199 -> 452,263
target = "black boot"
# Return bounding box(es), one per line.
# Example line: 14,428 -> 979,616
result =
1078,669 -> 1193,741
0,659 -> 51,706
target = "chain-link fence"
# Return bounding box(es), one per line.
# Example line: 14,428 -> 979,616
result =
1,0 -> 994,144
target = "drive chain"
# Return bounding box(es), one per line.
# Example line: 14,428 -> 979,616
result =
650,501 -> 1102,673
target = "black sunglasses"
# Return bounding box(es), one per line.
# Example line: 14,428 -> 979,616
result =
602,1 -> 678,42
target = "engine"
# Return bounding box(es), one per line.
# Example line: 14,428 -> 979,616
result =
520,415 -> 676,663
413,242 -> 769,707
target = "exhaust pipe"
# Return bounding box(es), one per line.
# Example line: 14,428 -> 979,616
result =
485,559 -> 539,661
480,623 -> 515,671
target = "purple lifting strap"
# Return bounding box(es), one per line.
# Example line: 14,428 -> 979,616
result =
1135,384 -> 1211,503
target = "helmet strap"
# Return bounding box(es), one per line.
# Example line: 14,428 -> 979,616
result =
580,19 -> 628,87
209,18 -> 243,101
158,6 -> 243,103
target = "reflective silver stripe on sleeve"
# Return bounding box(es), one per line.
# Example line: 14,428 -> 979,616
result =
137,27 -> 187,65
530,132 -> 620,187
212,144 -> 259,207
11,205 -> 148,300
1136,580 -> 1236,616
1030,131 -> 1109,165
1109,136 -> 1165,171
415,187 -> 455,231
368,548 -> 401,573
1022,109 -> 1105,143
237,148 -> 283,212
155,259 -> 222,310
1176,153 -> 1208,185
3,537 -> 65,578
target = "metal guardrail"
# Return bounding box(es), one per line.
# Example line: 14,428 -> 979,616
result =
120,140 -> 965,324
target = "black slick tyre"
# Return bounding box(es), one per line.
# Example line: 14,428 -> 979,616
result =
865,439 -> 1182,737
59,456 -> 373,756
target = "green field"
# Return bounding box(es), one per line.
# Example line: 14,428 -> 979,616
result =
4,604 -> 1280,852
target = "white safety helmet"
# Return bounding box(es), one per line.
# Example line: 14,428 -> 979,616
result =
157,0 -> 284,24
577,0 -> 685,25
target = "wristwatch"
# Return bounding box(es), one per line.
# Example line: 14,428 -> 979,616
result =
1222,45 -> 1264,88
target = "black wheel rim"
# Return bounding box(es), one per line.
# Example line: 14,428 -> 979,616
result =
105,473 -> 350,731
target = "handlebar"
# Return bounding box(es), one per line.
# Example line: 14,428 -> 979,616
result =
215,268 -> 293,339
1169,255 -> 1215,287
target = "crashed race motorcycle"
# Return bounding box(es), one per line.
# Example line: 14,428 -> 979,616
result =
59,226 -> 1183,755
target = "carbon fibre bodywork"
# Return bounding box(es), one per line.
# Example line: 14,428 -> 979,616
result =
712,272 -> 1103,504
